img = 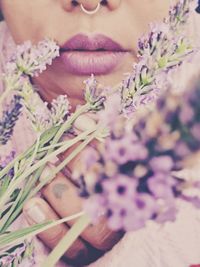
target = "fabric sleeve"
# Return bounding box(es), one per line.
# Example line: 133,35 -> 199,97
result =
89,200 -> 200,267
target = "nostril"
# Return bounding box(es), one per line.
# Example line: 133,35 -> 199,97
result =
101,0 -> 108,6
71,0 -> 79,7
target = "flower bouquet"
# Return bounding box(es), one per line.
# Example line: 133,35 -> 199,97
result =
0,0 -> 200,266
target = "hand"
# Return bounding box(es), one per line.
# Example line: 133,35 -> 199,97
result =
23,113 -> 122,266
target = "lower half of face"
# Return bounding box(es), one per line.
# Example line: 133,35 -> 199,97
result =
1,0 -> 170,106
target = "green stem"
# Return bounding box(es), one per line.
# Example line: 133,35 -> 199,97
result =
38,140 -> 69,152
0,140 -> 43,181
1,126 -> 100,233
0,103 -> 90,180
0,104 -> 95,234
0,126 -> 58,180
0,185 -> 24,232
0,212 -> 84,249
51,103 -> 90,146
30,127 -> 99,197
41,214 -> 91,267
0,71 -> 23,113
26,134 -> 41,170
0,129 -> 94,211
0,167 -> 44,232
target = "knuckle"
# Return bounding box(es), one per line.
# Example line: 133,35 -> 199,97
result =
45,226 -> 66,247
87,221 -> 122,250
23,197 -> 43,212
65,239 -> 87,260
74,114 -> 97,132
91,232 -> 113,250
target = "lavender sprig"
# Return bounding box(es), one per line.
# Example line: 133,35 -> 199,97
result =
50,95 -> 71,126
120,0 -> 195,114
19,79 -> 70,133
75,75 -> 200,232
0,96 -> 22,145
0,241 -> 34,267
0,39 -> 59,106
84,74 -> 106,111
0,39 -> 60,143
167,0 -> 193,29
6,38 -> 59,77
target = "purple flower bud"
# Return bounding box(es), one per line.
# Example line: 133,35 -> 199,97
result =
149,156 -> 174,173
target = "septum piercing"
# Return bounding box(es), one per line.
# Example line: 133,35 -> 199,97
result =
80,2 -> 101,15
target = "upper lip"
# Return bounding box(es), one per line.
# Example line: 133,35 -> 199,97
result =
60,33 -> 127,52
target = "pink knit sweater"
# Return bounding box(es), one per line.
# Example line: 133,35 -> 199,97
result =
1,5 -> 200,266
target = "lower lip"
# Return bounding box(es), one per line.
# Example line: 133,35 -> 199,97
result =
60,51 -> 127,75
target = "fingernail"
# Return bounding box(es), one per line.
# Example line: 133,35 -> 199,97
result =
86,112 -> 99,122
24,203 -> 46,224
40,164 -> 55,183
48,156 -> 59,165
74,114 -> 96,132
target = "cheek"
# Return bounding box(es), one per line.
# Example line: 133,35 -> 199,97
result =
1,0 -> 49,44
123,0 -> 170,47
138,1 -> 170,22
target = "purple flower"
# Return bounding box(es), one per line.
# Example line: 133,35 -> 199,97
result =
191,124 -> 200,141
0,95 -> 22,145
0,151 -> 15,169
149,156 -> 174,173
84,74 -> 106,111
98,93 -> 121,128
50,94 -> 71,126
155,204 -> 177,224
6,38 -> 59,77
106,206 -> 125,231
175,141 -> 191,157
0,241 -> 34,267
179,103 -> 194,124
104,135 -> 148,165
148,173 -> 176,199
120,0 -> 195,115
103,174 -> 138,203
123,194 -> 157,231
84,195 -> 107,224
78,73 -> 200,231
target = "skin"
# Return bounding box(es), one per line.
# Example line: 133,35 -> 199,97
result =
0,0 -> 171,265
52,183 -> 69,199
0,0 -> 170,110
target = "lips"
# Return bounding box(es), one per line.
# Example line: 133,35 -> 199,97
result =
60,33 -> 127,52
59,33 -> 129,75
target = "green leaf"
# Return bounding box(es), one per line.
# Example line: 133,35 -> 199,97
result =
0,212 -> 83,249
39,125 -> 60,148
41,214 -> 91,267
0,222 -> 50,248
0,176 -> 10,198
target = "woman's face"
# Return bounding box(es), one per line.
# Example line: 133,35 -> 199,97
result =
0,0 -> 170,108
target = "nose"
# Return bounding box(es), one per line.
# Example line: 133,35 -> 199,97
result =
64,0 -> 121,12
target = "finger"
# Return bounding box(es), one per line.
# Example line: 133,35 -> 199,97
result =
41,169 -> 123,250
73,113 -> 98,133
58,115 -> 99,181
23,197 -> 89,263
58,134 -> 85,182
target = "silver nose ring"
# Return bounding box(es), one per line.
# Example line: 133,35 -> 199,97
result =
80,2 -> 101,15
